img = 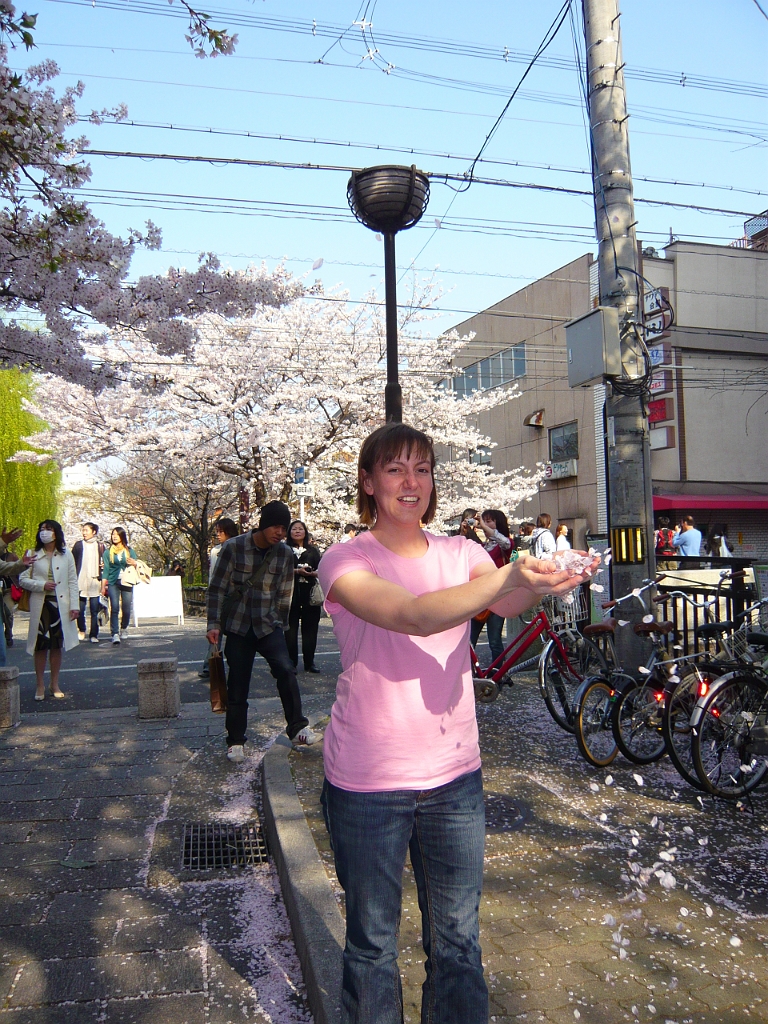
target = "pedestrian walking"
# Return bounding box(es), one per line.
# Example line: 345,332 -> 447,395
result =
206,500 -> 319,763
18,521 -> 79,700
72,522 -> 104,643
317,422 -> 597,1024
470,509 -> 514,662
102,528 -> 138,645
285,519 -> 322,673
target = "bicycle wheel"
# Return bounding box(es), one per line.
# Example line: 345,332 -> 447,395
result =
691,673 -> 768,798
539,633 -> 607,733
612,677 -> 667,765
574,676 -> 619,767
662,667 -> 720,791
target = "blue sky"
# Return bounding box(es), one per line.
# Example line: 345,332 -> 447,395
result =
14,0 -> 768,336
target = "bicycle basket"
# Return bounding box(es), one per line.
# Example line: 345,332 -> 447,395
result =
543,587 -> 589,627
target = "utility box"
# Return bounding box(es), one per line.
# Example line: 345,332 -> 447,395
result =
565,307 -> 621,388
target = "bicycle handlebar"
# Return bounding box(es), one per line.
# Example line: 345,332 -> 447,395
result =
600,576 -> 665,610
653,590 -> 716,609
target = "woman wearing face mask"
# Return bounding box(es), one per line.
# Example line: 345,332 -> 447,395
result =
18,521 -> 79,700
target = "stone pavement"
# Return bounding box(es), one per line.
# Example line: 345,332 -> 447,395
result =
0,696 -> 330,1024
290,674 -> 768,1024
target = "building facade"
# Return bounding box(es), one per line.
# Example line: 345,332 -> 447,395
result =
449,233 -> 768,559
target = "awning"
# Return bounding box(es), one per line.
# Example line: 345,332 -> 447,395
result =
653,494 -> 768,510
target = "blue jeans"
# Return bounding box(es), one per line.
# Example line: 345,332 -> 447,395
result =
108,582 -> 133,636
78,595 -> 101,638
470,612 -> 505,663
321,768 -> 488,1024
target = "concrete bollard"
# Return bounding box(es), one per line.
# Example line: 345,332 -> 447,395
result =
0,666 -> 21,729
137,658 -> 180,719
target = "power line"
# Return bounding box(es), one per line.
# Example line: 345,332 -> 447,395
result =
45,0 -> 768,100
78,117 -> 768,200
80,149 -> 758,219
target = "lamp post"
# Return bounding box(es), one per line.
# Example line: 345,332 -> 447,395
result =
347,165 -> 430,422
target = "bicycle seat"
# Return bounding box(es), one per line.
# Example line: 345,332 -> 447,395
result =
747,632 -> 768,652
695,621 -> 734,640
634,620 -> 675,636
583,618 -> 616,636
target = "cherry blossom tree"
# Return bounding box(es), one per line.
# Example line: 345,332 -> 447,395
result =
0,3 -> 292,390
17,286 -> 544,532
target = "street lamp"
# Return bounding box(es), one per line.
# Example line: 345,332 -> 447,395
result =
347,164 -> 430,422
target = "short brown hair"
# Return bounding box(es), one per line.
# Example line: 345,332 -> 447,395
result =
537,513 -> 552,530
356,423 -> 437,526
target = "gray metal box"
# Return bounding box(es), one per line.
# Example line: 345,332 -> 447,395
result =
565,306 -> 621,388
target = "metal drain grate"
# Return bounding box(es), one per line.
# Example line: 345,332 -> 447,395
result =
181,822 -> 269,870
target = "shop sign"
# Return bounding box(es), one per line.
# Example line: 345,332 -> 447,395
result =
544,459 -> 578,480
648,397 -> 674,423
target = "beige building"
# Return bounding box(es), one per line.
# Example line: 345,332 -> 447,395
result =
449,227 -> 768,558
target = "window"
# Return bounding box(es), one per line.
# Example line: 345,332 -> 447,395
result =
464,363 -> 478,394
471,446 -> 492,466
500,342 -> 526,383
549,421 -> 579,462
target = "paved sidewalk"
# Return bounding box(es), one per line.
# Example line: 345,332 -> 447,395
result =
289,675 -> 768,1024
0,698 -> 329,1023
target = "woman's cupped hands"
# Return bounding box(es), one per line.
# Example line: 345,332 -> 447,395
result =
507,551 -> 601,597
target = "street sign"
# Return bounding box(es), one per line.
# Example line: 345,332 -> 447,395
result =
544,459 -> 578,480
643,289 -> 671,343
294,466 -> 305,484
293,484 -> 315,498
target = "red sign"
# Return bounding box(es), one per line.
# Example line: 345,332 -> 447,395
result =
648,397 -> 673,423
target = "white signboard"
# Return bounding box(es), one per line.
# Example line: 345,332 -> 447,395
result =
644,290 -> 670,343
293,484 -> 315,498
544,459 -> 578,480
131,575 -> 185,626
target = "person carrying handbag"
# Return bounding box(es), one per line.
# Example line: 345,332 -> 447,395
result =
102,527 -> 139,645
469,510 -> 515,662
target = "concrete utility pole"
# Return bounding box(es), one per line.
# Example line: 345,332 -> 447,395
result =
582,0 -> 656,665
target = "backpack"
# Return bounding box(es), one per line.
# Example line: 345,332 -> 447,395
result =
655,528 -> 676,557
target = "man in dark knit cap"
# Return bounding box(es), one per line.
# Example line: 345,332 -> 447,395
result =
207,500 -> 319,761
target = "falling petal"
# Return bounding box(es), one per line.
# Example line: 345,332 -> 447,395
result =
631,836 -> 639,847
312,257 -> 324,270
633,773 -> 644,786
651,816 -> 658,827
434,218 -> 442,228
638,665 -> 650,674
659,871 -> 676,889
574,1011 -> 581,1020
619,947 -> 628,959
618,619 -> 629,627
375,233 -> 382,241
698,837 -> 708,846
705,905 -> 713,917
590,583 -> 605,592
589,782 -> 599,792
643,614 -> 655,623
668,674 -> 680,684
602,913 -> 617,926
730,936 -> 742,947
599,812 -> 608,821
605,775 -> 614,785
683,825 -> 694,835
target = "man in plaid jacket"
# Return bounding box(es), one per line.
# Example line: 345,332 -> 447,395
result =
206,501 -> 319,762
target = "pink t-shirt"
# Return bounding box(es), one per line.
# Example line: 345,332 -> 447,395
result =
318,530 -> 492,792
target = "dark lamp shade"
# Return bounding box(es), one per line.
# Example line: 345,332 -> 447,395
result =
347,165 -> 430,234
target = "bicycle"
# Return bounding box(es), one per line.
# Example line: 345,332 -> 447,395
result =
688,604 -> 768,798
470,588 -> 606,732
570,577 -> 681,767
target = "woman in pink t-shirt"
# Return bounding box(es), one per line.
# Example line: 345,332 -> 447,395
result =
318,423 -> 597,1024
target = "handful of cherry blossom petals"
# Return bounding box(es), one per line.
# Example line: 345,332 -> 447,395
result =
544,548 -> 605,605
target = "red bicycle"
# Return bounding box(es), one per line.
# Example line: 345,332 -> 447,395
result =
470,591 -> 606,733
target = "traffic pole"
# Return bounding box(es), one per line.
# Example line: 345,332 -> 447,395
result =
582,0 -> 656,668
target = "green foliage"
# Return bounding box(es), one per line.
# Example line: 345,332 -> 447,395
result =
0,370 -> 59,552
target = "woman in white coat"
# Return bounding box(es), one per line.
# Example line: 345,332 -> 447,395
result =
19,520 -> 79,700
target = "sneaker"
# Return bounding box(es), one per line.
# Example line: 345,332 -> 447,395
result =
119,629 -> 128,639
90,637 -> 99,644
111,634 -> 121,645
292,726 -> 321,746
78,631 -> 86,641
227,745 -> 245,763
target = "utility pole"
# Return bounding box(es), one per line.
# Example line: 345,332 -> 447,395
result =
582,0 -> 656,666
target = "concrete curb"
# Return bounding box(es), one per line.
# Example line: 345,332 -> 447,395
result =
262,740 -> 344,1024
